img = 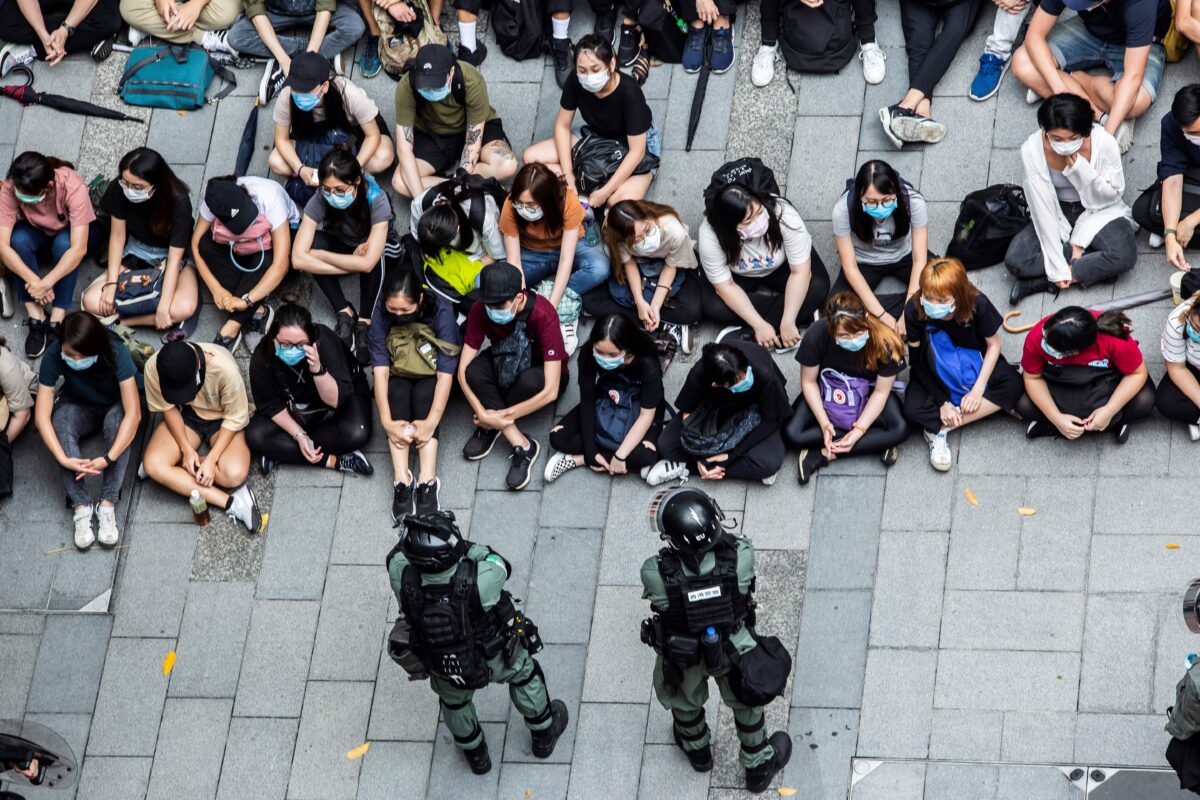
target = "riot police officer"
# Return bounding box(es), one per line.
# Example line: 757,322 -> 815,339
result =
640,486 -> 793,793
387,511 -> 567,774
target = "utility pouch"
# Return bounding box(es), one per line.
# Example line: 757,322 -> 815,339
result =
666,634 -> 702,668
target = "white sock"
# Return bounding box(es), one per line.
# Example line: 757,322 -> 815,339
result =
459,21 -> 477,51
551,16 -> 571,39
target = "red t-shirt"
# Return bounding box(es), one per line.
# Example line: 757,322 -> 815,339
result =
1020,310 -> 1144,376
464,292 -> 568,365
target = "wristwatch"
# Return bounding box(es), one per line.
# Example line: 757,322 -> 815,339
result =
241,293 -> 253,306
312,364 -> 328,376
59,21 -> 75,35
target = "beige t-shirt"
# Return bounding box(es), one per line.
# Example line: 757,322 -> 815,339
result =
0,344 -> 35,425
615,214 -> 698,269
145,343 -> 250,432
274,77 -> 380,131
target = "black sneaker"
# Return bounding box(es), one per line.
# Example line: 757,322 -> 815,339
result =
463,427 -> 500,461
745,732 -> 792,793
334,312 -> 356,353
463,739 -> 491,774
46,319 -> 61,342
595,12 -> 617,44
23,318 -> 47,358
354,319 -> 371,366
797,449 -> 828,486
1025,419 -> 1056,439
415,478 -> 441,515
880,445 -> 898,467
336,449 -> 374,476
1115,422 -> 1131,444
530,700 -> 568,758
1009,276 -> 1057,306
90,35 -> 115,62
259,455 -> 277,475
242,303 -> 274,354
213,331 -> 241,354
392,478 -> 415,522
617,23 -> 641,66
506,439 -> 540,491
258,58 -> 286,104
551,38 -> 573,89
673,728 -> 713,772
457,40 -> 488,67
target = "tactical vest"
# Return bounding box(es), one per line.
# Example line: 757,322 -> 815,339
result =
399,559 -> 506,690
656,537 -> 750,637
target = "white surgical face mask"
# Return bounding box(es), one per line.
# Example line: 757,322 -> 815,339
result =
1047,135 -> 1084,156
1185,132 -> 1200,147
634,223 -> 661,254
515,204 -> 544,222
578,69 -> 609,93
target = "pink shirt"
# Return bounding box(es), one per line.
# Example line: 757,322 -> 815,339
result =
0,166 -> 96,234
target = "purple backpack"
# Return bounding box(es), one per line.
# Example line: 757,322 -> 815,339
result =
819,368 -> 870,431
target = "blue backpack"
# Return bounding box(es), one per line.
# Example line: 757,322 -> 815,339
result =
595,372 -> 641,451
927,328 -> 982,406
118,44 -> 237,110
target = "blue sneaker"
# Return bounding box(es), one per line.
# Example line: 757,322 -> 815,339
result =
682,26 -> 707,73
709,25 -> 733,73
358,37 -> 382,79
969,53 -> 1007,101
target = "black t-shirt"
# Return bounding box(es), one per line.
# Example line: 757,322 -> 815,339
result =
249,324 -> 360,419
903,293 -> 1003,353
560,72 -> 652,142
99,181 -> 193,251
577,350 -> 664,459
1040,0 -> 1171,46
797,322 -> 906,381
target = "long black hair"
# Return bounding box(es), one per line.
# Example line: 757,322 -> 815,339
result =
700,342 -> 750,387
265,296 -> 319,346
1043,306 -> 1131,353
417,202 -> 472,258
317,145 -> 373,243
289,79 -> 356,140
60,310 -> 116,368
849,160 -> 911,246
383,264 -> 436,320
586,313 -> 657,360
119,147 -> 190,241
7,151 -> 74,196
706,183 -> 789,267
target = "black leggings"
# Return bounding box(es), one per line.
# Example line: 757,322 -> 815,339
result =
387,374 -> 440,436
761,0 -> 875,45
197,234 -> 272,327
699,252 -> 831,331
783,392 -> 910,454
244,391 -> 373,464
828,252 -> 916,320
656,417 -> 786,481
549,404 -> 661,470
1156,363 -> 1200,423
310,230 -> 386,318
0,0 -> 121,56
1015,378 -> 1156,429
899,0 -> 983,98
1131,179 -> 1200,241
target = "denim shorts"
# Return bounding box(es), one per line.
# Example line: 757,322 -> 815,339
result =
1047,15 -> 1166,103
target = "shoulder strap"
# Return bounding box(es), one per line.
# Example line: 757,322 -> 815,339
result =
449,558 -> 482,619
205,49 -> 238,102
118,46 -> 177,90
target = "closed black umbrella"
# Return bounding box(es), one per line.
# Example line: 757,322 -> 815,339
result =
685,36 -> 713,152
234,98 -> 261,178
1,66 -> 143,122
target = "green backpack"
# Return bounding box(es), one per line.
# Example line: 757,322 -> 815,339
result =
1167,662 -> 1200,740
386,323 -> 461,379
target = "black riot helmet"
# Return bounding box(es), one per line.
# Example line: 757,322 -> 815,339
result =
399,511 -> 468,573
649,486 -> 729,561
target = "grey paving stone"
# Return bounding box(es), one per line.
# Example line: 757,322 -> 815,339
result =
1001,712 -> 1077,763
310,565 -> 393,682
538,468 -> 612,528
0,634 -> 38,719
634,743 -> 709,799
858,46 -> 912,152
48,546 -> 119,611
367,625 -> 441,741
1088,534 -> 1200,593
1074,713 -> 1170,767
941,590 -> 1085,652
356,741 -> 433,800
919,99 -> 995,202
581,585 -> 654,703
848,759 -> 925,800
928,709 -> 1004,761
806,476 -> 885,590
0,102 -> 21,144
77,757 -> 152,800
992,75 -> 1035,149
662,65 -> 735,152
956,416 -> 1100,475
467,490 -> 541,595
485,79 -> 542,156
146,104 -> 218,165
792,589 -> 872,708
256,486 -> 340,600
426,720 -> 505,799
598,478 -> 663,587
235,599 -> 320,718
170,581 -> 255,698
857,648 -> 937,759
1154,595 -> 1195,713
111,524 -> 199,637
330,472 -> 397,566
1079,594 -> 1157,714
988,147 -> 1023,186
566,703 -> 647,800
26,614 -> 110,714
798,67 -> 867,118
146,698 -> 231,800
525,528 -> 602,644
788,116 -> 862,223
127,478 -> 201,525
881,455 -> 954,532
88,637 -> 172,757
935,650 -> 1080,712
742,455 -> 813,549
1095,476 -> 1197,535
923,762 -> 999,800
0,612 -> 43,635
994,765 -> 1083,800
783,707 -> 859,800
945,474 -> 1023,590
289,681 -> 373,800
869,531 -> 947,649
216,717 -> 297,800
1017,477 -> 1093,592
0,527 -> 56,611
647,149 -> 728,228
16,106 -> 87,163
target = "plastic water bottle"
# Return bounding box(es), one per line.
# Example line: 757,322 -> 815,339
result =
701,626 -> 723,671
1187,653 -> 1198,670
581,201 -> 600,247
190,490 -> 210,526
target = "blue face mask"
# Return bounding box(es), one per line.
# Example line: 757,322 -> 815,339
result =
728,366 -> 754,393
63,354 -> 98,371
1041,336 -> 1066,359
594,351 -> 625,370
418,85 -> 451,102
921,297 -> 955,320
862,200 -> 897,220
275,345 -> 306,366
486,305 -> 515,325
323,189 -> 355,210
836,332 -> 869,352
1187,322 -> 1200,343
292,91 -> 320,111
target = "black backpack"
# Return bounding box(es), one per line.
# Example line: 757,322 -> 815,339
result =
491,0 -> 548,60
703,158 -> 780,217
401,560 -> 494,689
420,174 -> 507,238
639,0 -> 687,63
778,0 -> 856,74
944,183 -> 1030,270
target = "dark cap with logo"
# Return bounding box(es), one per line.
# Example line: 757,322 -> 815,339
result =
472,261 -> 523,304
410,43 -> 456,91
283,51 -> 332,92
203,179 -> 258,235
156,341 -> 206,406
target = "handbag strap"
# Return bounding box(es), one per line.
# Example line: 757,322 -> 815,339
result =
118,44 -> 237,103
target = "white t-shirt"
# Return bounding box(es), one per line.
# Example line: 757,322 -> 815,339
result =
831,188 -> 928,265
409,186 -> 505,262
200,177 -> 300,231
1162,301 -> 1200,368
698,199 -> 812,285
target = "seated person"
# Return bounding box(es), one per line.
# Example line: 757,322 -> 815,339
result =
34,311 -> 141,549
523,35 -> 660,209
699,180 -> 829,353
0,0 -> 121,64
545,313 -> 666,483
227,0 -> 367,103
119,0 -> 240,50
880,0 -> 983,147
457,261 -> 566,491
83,147 -> 199,337
0,151 -> 102,358
1155,288 -> 1200,438
246,298 -> 373,475
1011,0 -> 1171,152
291,146 -> 394,358
829,159 -> 928,338
421,0 -> 487,65
1005,93 -> 1135,305
785,291 -> 909,484
967,0 -> 1032,101
411,172 -> 506,265
0,337 -> 36,501
143,340 -> 262,532
267,52 -> 394,187
1018,305 -> 1154,443
582,199 -> 702,350
589,0 -> 652,77
679,0 -> 734,74
902,258 -> 1023,472
416,205 -> 487,313
369,268 -> 462,519
392,44 -> 517,199
754,0 -> 884,88
652,339 -> 790,485
192,175 -> 298,354
1132,84 -> 1200,270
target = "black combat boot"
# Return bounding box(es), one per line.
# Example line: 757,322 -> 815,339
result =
673,728 -> 713,772
463,739 -> 491,775
530,699 -> 569,758
745,731 -> 792,793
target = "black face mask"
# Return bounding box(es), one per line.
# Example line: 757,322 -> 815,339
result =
389,312 -> 419,327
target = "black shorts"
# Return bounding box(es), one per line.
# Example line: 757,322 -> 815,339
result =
412,118 -> 510,176
180,405 -> 224,442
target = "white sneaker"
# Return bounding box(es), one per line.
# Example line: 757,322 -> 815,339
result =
73,505 -> 96,550
225,484 -> 262,533
715,325 -> 744,344
200,29 -> 238,56
761,470 -> 779,486
137,460 -> 148,480
679,324 -> 693,354
774,340 -> 801,355
1190,424 -> 1200,442
751,44 -> 777,88
544,451 -> 580,483
333,52 -> 344,75
859,42 -> 886,85
0,277 -> 12,319
96,506 -> 119,547
1113,119 -> 1134,154
644,459 -> 688,486
1026,88 -> 1040,105
0,43 -> 36,77
924,429 -> 952,472
560,319 -> 579,356
127,26 -> 148,48
1149,232 -> 1165,249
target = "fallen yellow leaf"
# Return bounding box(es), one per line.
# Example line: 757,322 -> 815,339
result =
177,109 -> 187,116
1167,543 -> 1181,550
965,489 -> 979,506
1018,507 -> 1037,516
162,650 -> 176,676
524,790 -> 533,799
778,789 -> 798,797
346,742 -> 370,760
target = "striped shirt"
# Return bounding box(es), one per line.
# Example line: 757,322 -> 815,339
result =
1161,302 -> 1200,368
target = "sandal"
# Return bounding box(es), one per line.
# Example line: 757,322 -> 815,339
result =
630,47 -> 650,85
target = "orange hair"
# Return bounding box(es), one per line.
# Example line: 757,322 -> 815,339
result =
824,292 -> 905,373
915,257 -> 979,325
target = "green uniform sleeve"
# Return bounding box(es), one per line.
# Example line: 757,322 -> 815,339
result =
466,543 -> 507,612
387,549 -> 411,604
460,65 -> 496,127
640,555 -> 668,611
395,77 -> 418,130
734,535 -> 756,595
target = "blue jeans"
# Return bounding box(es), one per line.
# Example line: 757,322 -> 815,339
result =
226,2 -> 366,59
1047,14 -> 1166,103
520,240 -> 611,297
607,260 -> 685,308
9,221 -> 98,309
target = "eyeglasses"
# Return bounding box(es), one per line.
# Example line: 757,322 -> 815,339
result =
276,339 -> 311,349
860,197 -> 897,210
319,186 -> 355,198
512,202 -> 539,212
118,178 -> 153,192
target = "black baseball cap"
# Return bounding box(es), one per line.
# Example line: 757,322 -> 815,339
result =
471,261 -> 523,304
411,44 -> 456,91
156,341 -> 206,406
283,52 -> 332,92
204,179 -> 258,235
